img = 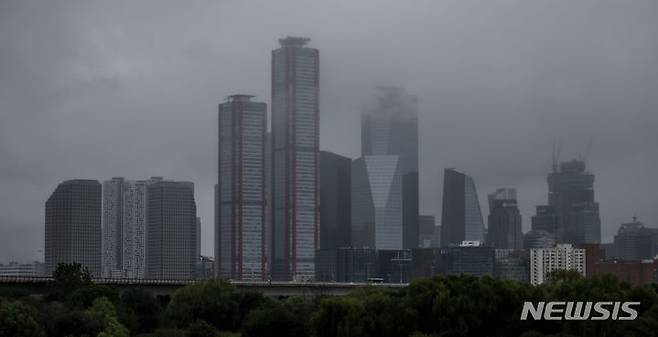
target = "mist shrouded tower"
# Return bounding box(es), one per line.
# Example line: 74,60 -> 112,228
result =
271,36 -> 320,281
547,159 -> 601,244
361,86 -> 419,249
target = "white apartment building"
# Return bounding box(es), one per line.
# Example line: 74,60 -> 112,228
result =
530,244 -> 585,285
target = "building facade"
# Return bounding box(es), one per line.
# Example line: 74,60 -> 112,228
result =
418,215 -> 437,248
613,217 -> 658,261
319,151 -> 352,250
146,180 -> 197,280
543,160 -> 601,245
362,86 -> 419,249
45,179 -> 102,276
0,262 -> 45,277
101,178 -> 150,279
440,169 -> 485,247
529,244 -> 585,285
217,95 -> 267,281
487,188 -> 523,249
352,155 -> 403,250
270,36 -> 320,281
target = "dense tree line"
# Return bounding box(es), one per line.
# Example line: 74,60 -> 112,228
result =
1,264 -> 657,337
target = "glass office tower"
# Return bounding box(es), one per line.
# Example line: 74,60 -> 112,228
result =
352,155 -> 403,250
271,36 -> 320,281
440,169 -> 485,247
217,95 -> 267,281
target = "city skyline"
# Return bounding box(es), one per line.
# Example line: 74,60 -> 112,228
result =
2,1 -> 658,263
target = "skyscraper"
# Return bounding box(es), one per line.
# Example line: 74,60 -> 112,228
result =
613,217 -> 658,261
487,188 -> 522,249
319,151 -> 352,250
362,86 -> 419,249
418,215 -> 437,248
146,180 -> 197,280
45,179 -> 102,276
101,178 -> 151,279
217,95 -> 267,281
440,169 -> 485,247
541,159 -> 601,244
271,36 -> 320,281
351,155 -> 403,250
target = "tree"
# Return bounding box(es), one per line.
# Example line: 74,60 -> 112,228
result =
185,320 -> 220,337
0,300 -> 43,337
86,297 -> 129,337
165,279 -> 240,330
51,263 -> 92,293
242,301 -> 307,337
117,288 -> 161,334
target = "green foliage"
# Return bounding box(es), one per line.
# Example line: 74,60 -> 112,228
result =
86,297 -> 129,337
164,279 -> 240,330
185,320 -> 220,337
242,301 -> 307,337
67,285 -> 119,308
51,263 -> 92,292
39,301 -> 101,337
117,288 -> 161,334
0,299 -> 43,337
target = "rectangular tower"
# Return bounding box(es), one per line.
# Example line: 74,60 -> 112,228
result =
217,95 -> 267,281
271,36 -> 320,281
319,151 -> 352,250
45,179 -> 102,276
146,180 -> 197,280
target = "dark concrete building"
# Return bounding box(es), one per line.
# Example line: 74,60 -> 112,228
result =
319,151 -> 352,250
418,215 -> 437,248
439,245 -> 495,277
146,180 -> 197,280
523,229 -> 556,249
545,160 -> 601,244
487,188 -> 523,249
613,217 -> 658,261
440,169 -> 485,247
45,179 -> 102,276
378,249 -> 413,283
494,249 -> 529,283
402,172 -> 419,249
315,248 -> 378,282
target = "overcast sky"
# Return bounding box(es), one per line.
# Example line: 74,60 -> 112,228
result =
1,0 -> 657,262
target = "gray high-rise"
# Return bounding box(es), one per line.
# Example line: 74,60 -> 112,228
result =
361,86 -> 419,249
319,151 -> 352,250
217,95 -> 267,281
271,36 -> 320,281
541,159 -> 601,244
487,188 -> 523,249
440,169 -> 485,247
102,178 -> 150,279
146,180 -> 197,280
45,179 -> 102,276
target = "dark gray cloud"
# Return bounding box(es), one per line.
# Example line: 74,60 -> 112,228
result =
1,0 -> 657,262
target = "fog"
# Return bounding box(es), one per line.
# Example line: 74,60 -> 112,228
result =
1,0 -> 657,262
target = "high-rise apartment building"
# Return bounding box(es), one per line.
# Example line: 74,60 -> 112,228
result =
319,151 -> 352,250
352,155 -> 403,250
45,179 -> 102,276
146,180 -> 197,280
440,169 -> 485,247
270,36 -> 320,281
529,244 -> 585,285
362,86 -> 419,249
216,95 -> 267,281
102,178 -> 152,279
487,188 -> 522,249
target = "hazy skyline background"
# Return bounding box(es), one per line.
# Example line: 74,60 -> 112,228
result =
1,0 -> 657,262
